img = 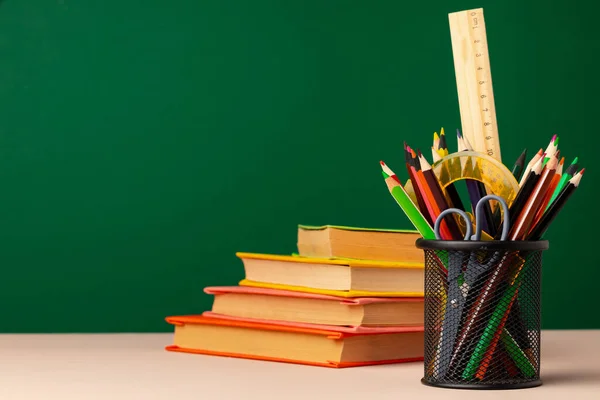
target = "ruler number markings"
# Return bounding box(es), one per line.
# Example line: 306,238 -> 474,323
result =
449,8 -> 501,161
471,10 -> 495,156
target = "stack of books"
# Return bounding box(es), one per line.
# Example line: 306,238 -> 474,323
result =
165,225 -> 426,368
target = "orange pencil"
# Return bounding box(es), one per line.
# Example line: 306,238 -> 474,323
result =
508,155 -> 558,240
404,142 -> 431,225
408,146 -> 453,240
418,151 -> 463,239
532,156 -> 564,226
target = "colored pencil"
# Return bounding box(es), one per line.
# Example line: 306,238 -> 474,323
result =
431,132 -> 464,211
437,127 -> 447,157
448,250 -> 521,374
496,155 -> 545,239
546,156 -> 578,209
464,270 -> 523,379
500,330 -> 536,378
508,155 -> 558,240
438,132 -> 448,157
519,148 -> 543,186
431,147 -> 442,163
528,169 -> 584,240
543,134 -> 558,163
418,151 -> 463,239
433,132 -> 440,154
404,142 -> 431,224
408,146 -> 455,240
492,149 -> 528,228
511,149 -> 528,182
406,147 -> 447,236
533,156 -> 564,223
458,130 -> 496,235
380,162 -> 436,239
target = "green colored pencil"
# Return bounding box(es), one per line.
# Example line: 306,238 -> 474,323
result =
500,330 -> 536,378
462,271 -> 524,379
380,161 -> 436,239
543,134 -> 559,164
545,156 -> 578,211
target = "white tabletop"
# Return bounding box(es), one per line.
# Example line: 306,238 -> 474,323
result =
1,330 -> 598,399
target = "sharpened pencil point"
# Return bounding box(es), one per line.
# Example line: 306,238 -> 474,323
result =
456,128 -> 462,138
571,157 -> 579,165
380,160 -> 400,183
580,168 -> 585,175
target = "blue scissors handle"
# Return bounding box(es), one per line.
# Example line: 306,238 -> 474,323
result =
434,194 -> 510,241
474,194 -> 510,240
434,208 -> 471,240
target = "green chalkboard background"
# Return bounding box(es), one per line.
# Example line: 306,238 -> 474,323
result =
0,0 -> 597,333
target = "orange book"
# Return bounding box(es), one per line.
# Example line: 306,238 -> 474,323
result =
165,315 -> 424,368
204,286 -> 424,328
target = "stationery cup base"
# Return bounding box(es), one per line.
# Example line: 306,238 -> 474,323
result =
416,238 -> 548,390
421,378 -> 542,390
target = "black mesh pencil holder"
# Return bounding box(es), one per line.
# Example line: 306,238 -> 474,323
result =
416,238 -> 549,390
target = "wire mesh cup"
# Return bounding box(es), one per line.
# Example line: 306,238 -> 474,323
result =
415,238 -> 549,390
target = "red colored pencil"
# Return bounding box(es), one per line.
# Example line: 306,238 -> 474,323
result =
508,155 -> 558,240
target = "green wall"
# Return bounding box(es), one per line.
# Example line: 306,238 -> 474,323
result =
0,0 -> 596,332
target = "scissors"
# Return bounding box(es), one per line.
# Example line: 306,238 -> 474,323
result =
432,194 -> 510,378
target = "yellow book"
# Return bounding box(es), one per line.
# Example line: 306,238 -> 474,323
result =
237,252 -> 424,298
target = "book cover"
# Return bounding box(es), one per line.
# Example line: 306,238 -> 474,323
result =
165,315 -> 424,368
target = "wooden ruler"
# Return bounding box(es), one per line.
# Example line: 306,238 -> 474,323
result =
449,8 -> 502,162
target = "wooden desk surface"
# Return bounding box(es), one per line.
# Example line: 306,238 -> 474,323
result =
1,330 -> 598,399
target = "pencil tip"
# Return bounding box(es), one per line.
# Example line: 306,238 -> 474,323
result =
551,134 -> 557,142
580,168 -> 585,175
572,156 -> 579,164
559,157 -> 565,165
456,128 -> 462,138
440,127 -> 445,136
